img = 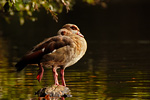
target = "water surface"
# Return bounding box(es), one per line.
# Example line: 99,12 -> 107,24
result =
0,38 -> 150,100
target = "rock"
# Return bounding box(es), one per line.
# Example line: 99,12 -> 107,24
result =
35,85 -> 72,98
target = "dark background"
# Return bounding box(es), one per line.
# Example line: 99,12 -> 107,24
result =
1,0 -> 150,40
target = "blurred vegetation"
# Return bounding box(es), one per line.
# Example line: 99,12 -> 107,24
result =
0,0 -> 108,25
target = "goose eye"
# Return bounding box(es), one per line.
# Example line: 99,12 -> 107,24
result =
70,26 -> 78,30
61,31 -> 65,35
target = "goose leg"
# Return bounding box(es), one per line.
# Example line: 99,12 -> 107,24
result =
36,63 -> 44,82
52,67 -> 59,85
61,97 -> 65,100
60,68 -> 66,86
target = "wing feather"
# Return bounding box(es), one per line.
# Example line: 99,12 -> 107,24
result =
15,35 -> 73,71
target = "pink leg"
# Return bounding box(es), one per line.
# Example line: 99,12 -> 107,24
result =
60,68 -> 66,86
61,97 -> 65,100
36,63 -> 44,82
52,67 -> 59,85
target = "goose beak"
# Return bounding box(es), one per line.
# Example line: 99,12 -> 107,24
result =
77,32 -> 84,37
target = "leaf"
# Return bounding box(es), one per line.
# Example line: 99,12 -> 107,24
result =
48,8 -> 58,22
27,11 -> 32,16
20,17 -> 24,25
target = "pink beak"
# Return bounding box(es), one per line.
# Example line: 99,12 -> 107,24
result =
77,32 -> 84,37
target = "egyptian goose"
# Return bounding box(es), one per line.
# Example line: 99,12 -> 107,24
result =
15,24 -> 87,86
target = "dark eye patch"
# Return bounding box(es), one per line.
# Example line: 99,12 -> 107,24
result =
61,31 -> 65,35
70,26 -> 78,30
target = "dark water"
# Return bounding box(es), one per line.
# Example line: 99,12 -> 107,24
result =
0,39 -> 150,100
0,1 -> 150,100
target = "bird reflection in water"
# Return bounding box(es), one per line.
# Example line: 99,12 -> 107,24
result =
38,97 -> 65,100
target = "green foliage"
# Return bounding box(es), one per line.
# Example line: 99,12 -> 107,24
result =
0,0 -> 107,25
